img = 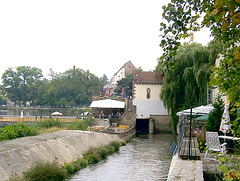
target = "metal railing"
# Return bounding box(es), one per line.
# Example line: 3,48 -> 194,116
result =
178,114 -> 187,153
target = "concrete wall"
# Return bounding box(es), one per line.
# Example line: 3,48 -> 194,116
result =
150,115 -> 172,132
133,100 -> 169,119
0,130 -> 122,181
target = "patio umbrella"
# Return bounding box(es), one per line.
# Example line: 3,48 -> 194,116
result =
105,87 -> 109,97
219,105 -> 231,140
51,111 -> 63,116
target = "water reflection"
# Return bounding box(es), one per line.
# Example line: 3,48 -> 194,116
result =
70,133 -> 175,181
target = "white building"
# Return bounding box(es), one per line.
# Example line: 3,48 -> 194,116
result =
104,61 -> 136,96
132,71 -> 171,133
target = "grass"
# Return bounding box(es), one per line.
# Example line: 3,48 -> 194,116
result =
37,126 -> 66,134
0,117 -> 93,142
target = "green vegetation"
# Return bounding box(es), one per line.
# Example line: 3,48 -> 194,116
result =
0,122 -> 38,141
37,118 -> 63,129
10,141 -> 126,181
206,96 -> 224,132
158,0 -> 240,135
66,117 -> 92,130
114,73 -> 133,97
1,66 -> 104,107
218,154 -> 240,181
0,117 -> 93,142
157,42 -> 217,133
23,161 -> 67,181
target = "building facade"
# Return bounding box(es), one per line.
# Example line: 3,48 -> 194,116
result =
104,60 -> 136,96
132,71 -> 171,133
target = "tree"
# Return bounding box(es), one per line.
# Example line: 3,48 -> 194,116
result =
100,74 -> 108,86
159,0 -> 240,107
1,68 -> 21,105
1,66 -> 43,106
157,42 -> 217,133
114,73 -> 133,97
0,95 -> 7,106
38,68 -> 102,107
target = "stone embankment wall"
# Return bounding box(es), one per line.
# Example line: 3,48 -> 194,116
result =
150,115 -> 172,133
0,130 -> 122,181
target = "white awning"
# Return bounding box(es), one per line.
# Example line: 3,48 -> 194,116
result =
177,104 -> 214,116
90,99 -> 125,109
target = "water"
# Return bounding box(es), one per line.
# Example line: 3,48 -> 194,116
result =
69,133 -> 175,181
0,107 -> 79,117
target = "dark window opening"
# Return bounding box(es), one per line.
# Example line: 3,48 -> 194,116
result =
146,88 -> 151,99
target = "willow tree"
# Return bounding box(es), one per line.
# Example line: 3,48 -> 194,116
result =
157,42 -> 217,133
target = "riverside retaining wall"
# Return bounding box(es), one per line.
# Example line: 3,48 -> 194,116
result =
0,130 -> 122,181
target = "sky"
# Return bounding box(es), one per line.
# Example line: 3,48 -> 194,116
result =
0,0 -> 213,81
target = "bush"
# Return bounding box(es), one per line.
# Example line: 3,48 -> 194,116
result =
65,163 -> 75,175
83,148 -> 102,164
72,158 -> 88,170
206,96 -> 224,132
23,161 -> 67,181
66,117 -> 92,130
0,122 -> 38,141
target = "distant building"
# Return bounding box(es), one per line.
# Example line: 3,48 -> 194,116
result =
104,60 -> 136,96
132,71 -> 171,133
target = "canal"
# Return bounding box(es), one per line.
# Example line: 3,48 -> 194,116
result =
69,133 -> 176,181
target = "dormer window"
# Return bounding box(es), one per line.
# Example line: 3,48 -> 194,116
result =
146,88 -> 151,99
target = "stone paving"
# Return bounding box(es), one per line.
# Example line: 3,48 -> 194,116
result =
167,154 -> 204,181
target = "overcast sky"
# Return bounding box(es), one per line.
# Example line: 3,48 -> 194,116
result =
0,0 -> 212,81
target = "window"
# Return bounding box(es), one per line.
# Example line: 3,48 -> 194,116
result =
146,88 -> 151,99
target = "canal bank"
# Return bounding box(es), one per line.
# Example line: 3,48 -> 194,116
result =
70,133 -> 175,181
0,130 -> 122,181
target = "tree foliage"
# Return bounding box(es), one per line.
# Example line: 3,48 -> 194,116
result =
206,96 -> 224,132
36,68 -> 102,107
1,66 -> 103,107
157,42 -> 217,133
1,66 -> 43,106
159,0 -> 240,107
114,73 -> 133,97
159,0 -> 240,133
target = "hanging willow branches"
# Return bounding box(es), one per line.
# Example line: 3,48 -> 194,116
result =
157,42 -> 219,133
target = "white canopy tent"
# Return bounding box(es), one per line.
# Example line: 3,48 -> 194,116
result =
90,99 -> 125,109
177,104 -> 214,116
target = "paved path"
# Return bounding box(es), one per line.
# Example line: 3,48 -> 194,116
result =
167,154 -> 203,181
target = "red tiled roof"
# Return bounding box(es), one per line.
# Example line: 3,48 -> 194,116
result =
133,71 -> 164,84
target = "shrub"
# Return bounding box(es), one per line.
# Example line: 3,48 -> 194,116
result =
206,96 -> 224,132
65,163 -> 75,175
66,117 -> 92,130
23,161 -> 67,181
83,148 -> 101,164
70,158 -> 89,174
218,154 -> 240,181
0,122 -> 38,141
110,141 -> 125,151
